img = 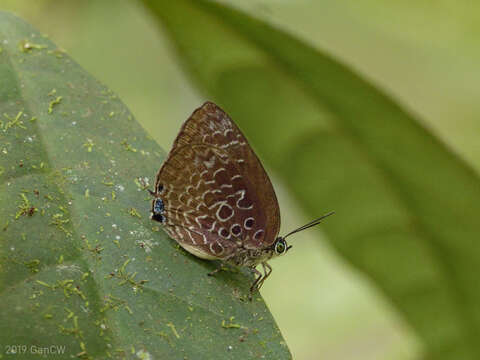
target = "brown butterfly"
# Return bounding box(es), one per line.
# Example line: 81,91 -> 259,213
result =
150,102 -> 333,296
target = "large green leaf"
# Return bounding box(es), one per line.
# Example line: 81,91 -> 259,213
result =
141,1 -> 480,359
0,12 -> 290,360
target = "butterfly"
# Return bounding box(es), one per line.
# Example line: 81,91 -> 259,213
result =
150,101 -> 333,296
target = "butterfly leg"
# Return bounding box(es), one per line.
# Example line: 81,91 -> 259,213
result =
256,262 -> 272,290
249,262 -> 273,299
207,262 -> 224,277
249,267 -> 263,293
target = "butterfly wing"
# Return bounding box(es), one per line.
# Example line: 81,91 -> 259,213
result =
154,102 -> 280,260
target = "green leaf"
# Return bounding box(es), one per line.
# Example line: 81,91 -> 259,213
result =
142,1 -> 480,359
0,12 -> 290,360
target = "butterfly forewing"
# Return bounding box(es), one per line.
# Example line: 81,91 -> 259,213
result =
155,102 -> 280,260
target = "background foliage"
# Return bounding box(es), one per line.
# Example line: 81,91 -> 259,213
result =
2,1 -> 480,359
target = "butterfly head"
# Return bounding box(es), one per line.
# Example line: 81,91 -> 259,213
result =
272,237 -> 292,257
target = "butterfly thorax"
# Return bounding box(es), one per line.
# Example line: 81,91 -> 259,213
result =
224,246 -> 276,268
222,236 -> 288,267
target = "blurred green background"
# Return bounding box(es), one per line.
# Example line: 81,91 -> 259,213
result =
3,0 -> 480,359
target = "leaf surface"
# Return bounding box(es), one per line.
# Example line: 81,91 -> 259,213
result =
0,12 -> 290,360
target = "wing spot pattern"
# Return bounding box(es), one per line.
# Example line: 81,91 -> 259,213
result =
220,140 -> 239,149
185,228 -> 197,245
207,220 -> 217,233
218,227 -> 231,239
183,209 -> 194,225
208,200 -> 227,211
253,229 -> 264,241
174,226 -> 184,240
213,167 -> 226,178
210,241 -> 224,255
230,224 -> 242,237
195,214 -> 208,228
202,190 -> 212,201
244,217 -> 254,230
236,190 -> 253,210
204,156 -> 215,169
216,203 -> 234,222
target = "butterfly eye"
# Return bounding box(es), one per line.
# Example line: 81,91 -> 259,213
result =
275,238 -> 287,255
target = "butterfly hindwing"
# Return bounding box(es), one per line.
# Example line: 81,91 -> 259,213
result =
155,102 -> 280,259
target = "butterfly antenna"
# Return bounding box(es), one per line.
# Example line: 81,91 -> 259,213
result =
283,211 -> 335,239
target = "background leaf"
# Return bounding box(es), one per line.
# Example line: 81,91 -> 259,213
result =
141,1 -> 480,359
0,12 -> 291,359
